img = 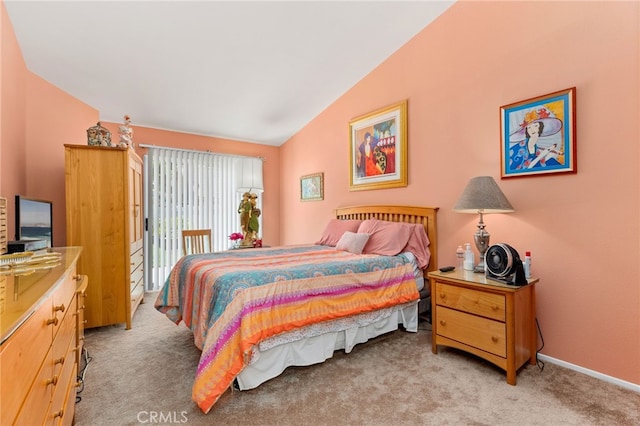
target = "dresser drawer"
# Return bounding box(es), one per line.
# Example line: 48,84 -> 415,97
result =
51,306 -> 76,370
435,305 -> 507,357
13,347 -> 54,426
0,294 -> 54,425
58,370 -> 78,426
50,337 -> 76,426
435,282 -> 506,321
75,275 -> 88,366
16,306 -> 75,426
51,269 -> 78,327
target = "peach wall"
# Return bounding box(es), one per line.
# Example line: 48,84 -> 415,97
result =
97,123 -> 281,247
26,73 -> 99,246
1,0 -> 27,212
280,1 -> 640,385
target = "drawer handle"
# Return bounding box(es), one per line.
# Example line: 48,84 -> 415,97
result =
46,317 -> 59,326
46,375 -> 59,386
439,320 -> 446,326
491,305 -> 499,311
491,336 -> 499,343
439,293 -> 446,299
54,356 -> 65,365
53,409 -> 64,419
54,303 -> 65,313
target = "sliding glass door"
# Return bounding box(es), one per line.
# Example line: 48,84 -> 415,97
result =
142,146 -> 262,291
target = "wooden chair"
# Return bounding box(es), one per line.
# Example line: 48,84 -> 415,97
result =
181,229 -> 212,256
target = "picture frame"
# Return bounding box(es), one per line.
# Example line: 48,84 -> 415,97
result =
349,100 -> 408,191
500,87 -> 576,178
300,172 -> 324,202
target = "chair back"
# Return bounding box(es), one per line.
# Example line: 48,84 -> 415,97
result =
182,229 -> 212,255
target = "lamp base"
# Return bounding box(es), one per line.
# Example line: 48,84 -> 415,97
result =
473,216 -> 489,274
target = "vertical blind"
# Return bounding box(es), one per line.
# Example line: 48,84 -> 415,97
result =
144,146 -> 262,291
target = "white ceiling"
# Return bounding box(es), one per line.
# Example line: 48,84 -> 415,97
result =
5,1 -> 454,146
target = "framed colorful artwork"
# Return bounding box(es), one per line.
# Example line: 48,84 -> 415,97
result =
500,87 -> 576,178
300,172 -> 324,201
349,100 -> 408,191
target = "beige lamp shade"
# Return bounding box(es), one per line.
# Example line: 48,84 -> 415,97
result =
453,176 -> 514,214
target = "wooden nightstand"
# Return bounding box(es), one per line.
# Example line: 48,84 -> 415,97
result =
428,269 -> 538,385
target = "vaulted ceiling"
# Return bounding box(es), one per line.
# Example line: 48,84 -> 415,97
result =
5,1 -> 454,146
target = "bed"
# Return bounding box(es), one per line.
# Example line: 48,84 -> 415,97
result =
155,205 -> 438,413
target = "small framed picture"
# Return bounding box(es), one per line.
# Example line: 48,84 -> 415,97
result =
300,172 -> 324,202
500,87 -> 576,178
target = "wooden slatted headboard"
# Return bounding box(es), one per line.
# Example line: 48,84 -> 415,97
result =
334,205 -> 439,273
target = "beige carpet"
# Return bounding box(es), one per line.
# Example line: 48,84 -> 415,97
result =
74,294 -> 639,426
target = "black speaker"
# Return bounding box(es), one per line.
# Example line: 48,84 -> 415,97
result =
485,243 -> 527,286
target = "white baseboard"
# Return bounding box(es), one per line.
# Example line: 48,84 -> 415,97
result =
537,354 -> 640,393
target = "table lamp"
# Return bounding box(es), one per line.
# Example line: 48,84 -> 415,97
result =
236,157 -> 264,194
453,176 -> 514,273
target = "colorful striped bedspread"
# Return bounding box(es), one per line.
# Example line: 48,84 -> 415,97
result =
155,244 -> 420,413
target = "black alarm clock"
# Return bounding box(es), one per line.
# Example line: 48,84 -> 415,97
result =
485,243 -> 528,286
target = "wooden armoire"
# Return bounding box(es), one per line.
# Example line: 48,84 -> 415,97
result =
64,144 -> 144,329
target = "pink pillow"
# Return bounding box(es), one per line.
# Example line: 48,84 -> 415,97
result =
335,231 -> 371,254
315,219 -> 363,246
402,224 -> 431,269
357,219 -> 413,256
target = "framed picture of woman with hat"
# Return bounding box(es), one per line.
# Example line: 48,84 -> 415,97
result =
500,87 -> 576,178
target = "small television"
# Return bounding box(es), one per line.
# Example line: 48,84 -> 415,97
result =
15,195 -> 53,248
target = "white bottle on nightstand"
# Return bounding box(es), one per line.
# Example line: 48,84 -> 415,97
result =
463,243 -> 474,271
523,251 -> 532,279
456,245 -> 465,270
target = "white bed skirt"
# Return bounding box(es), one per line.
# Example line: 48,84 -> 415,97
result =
236,302 -> 419,390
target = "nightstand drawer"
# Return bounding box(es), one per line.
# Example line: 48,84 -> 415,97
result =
435,282 -> 505,321
435,306 -> 506,357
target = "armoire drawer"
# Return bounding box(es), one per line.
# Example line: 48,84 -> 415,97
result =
130,247 -> 143,271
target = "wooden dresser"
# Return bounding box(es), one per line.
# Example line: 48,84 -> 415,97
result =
428,269 -> 538,385
64,145 -> 144,329
0,247 -> 87,425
